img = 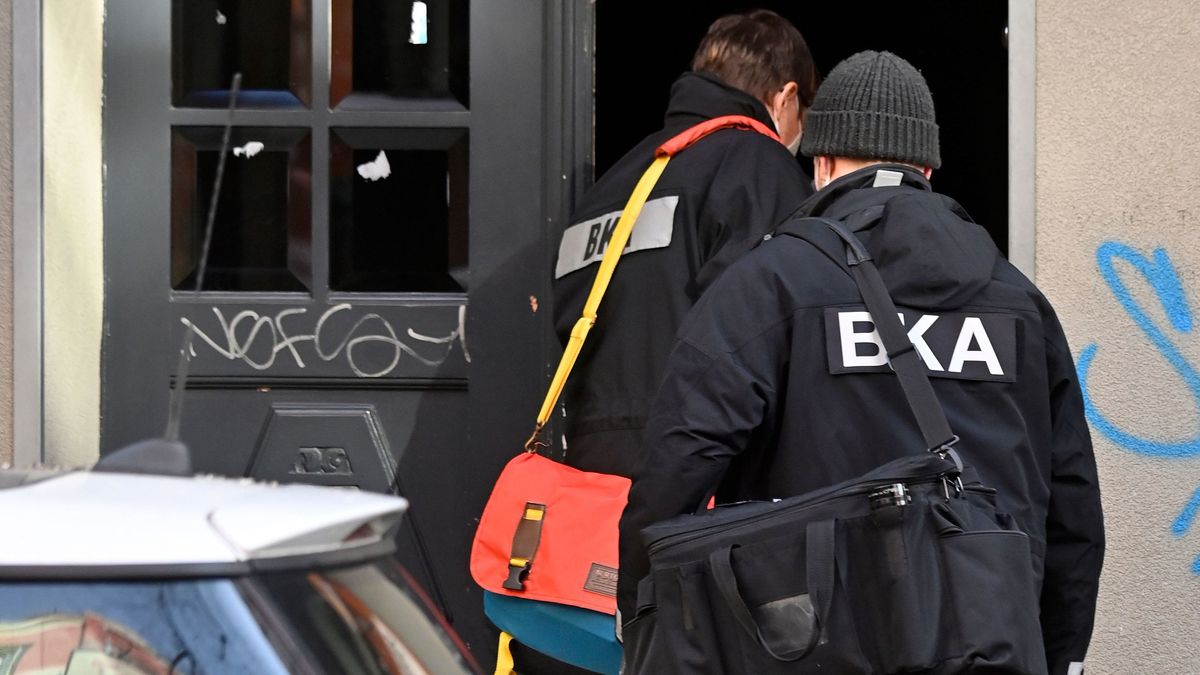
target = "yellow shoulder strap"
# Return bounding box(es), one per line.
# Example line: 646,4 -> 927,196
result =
494,631 -> 516,675
526,154 -> 671,449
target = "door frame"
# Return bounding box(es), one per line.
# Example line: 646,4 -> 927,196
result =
1008,0 -> 1037,279
13,0 -> 43,467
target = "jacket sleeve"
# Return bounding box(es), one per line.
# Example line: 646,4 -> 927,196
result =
692,140 -> 811,295
617,303 -> 787,623
1040,312 -> 1105,674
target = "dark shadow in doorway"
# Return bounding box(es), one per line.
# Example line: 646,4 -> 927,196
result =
595,0 -> 1009,252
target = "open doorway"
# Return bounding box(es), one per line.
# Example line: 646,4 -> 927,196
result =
595,1 -> 1010,252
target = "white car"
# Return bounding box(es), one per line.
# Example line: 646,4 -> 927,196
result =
0,458 -> 479,675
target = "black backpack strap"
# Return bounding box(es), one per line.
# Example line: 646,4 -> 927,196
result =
772,214 -> 961,463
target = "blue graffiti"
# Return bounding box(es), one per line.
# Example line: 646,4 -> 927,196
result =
1077,242 -> 1200,458
1172,488 -> 1200,574
1078,241 -> 1200,574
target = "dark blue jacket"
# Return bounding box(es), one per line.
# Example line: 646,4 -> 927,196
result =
620,165 -> 1104,674
551,72 -> 812,476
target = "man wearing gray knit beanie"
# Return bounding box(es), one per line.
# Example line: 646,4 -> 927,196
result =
621,51 -> 1103,675
801,50 -> 940,188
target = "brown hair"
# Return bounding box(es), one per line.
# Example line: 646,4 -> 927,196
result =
691,9 -> 820,108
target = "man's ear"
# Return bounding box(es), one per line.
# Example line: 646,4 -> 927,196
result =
814,156 -> 833,190
922,166 -> 933,180
770,81 -> 799,120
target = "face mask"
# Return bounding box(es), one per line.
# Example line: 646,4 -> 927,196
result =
770,111 -> 803,157
786,127 -> 802,156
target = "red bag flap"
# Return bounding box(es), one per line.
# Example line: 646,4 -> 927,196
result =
471,453 -> 630,615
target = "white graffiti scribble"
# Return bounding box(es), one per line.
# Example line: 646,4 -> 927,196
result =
181,304 -> 469,377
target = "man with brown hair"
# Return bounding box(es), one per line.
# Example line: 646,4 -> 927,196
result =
691,10 -> 820,156
552,9 -> 820,480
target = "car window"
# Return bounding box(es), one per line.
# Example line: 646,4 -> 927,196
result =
251,562 -> 471,675
0,579 -> 289,675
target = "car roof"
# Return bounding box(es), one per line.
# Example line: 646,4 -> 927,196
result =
0,470 -> 408,577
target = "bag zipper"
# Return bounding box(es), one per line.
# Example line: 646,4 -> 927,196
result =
646,478 -> 994,557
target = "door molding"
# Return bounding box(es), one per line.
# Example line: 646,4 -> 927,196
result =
13,0 -> 43,467
1008,0 -> 1036,279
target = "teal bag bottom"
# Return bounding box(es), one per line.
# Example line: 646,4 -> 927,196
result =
483,590 -> 621,675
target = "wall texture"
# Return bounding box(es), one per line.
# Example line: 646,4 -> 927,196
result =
1037,0 -> 1200,671
42,0 -> 102,467
0,0 -> 13,468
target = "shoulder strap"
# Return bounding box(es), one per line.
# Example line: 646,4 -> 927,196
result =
527,116 -> 779,451
775,215 -> 960,459
657,115 -> 780,155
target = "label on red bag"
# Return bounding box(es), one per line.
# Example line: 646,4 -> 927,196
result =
583,563 -> 619,597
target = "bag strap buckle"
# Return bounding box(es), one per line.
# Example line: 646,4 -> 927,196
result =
503,559 -> 532,591
941,473 -> 965,500
930,435 -> 964,499
930,435 -> 962,467
502,502 -> 546,591
523,423 -> 549,454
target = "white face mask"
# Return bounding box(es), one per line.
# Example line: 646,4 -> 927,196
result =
786,126 -> 803,157
770,111 -> 803,157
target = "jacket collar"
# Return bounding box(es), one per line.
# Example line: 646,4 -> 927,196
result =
663,72 -> 777,134
797,164 -> 933,226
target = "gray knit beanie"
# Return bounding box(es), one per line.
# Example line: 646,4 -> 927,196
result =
801,50 -> 941,169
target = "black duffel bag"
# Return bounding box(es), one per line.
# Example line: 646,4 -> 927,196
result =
624,217 -> 1048,675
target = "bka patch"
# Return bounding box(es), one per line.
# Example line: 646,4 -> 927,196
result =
583,563 -> 619,597
824,307 -> 1018,383
554,196 -> 677,278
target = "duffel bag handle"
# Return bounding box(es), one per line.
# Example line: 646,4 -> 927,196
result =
707,520 -> 836,662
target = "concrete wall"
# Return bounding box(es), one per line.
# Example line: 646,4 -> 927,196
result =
42,0 -> 102,467
1037,0 -> 1200,671
0,0 -> 12,467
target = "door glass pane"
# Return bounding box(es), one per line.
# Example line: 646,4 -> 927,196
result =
331,0 -> 468,109
172,127 -> 312,292
329,128 -> 468,292
173,0 -> 312,108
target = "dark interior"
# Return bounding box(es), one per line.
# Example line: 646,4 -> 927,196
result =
333,0 -> 469,107
171,127 -> 312,292
172,0 -> 312,107
595,1 -> 1009,251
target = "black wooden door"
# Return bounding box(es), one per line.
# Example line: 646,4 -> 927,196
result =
102,0 -> 591,659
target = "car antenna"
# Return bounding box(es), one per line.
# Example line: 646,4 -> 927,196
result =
96,73 -> 242,476
165,72 -> 241,443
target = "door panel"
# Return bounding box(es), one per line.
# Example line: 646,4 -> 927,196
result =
103,0 -> 563,661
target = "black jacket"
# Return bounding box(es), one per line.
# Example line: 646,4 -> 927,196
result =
552,72 -> 812,476
619,165 -> 1104,674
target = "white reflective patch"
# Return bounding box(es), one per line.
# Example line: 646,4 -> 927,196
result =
1067,663 -> 1084,675
948,316 -> 1004,375
838,311 -> 887,368
873,169 -> 904,187
554,196 -> 678,278
826,308 -> 1018,383
899,313 -> 944,371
